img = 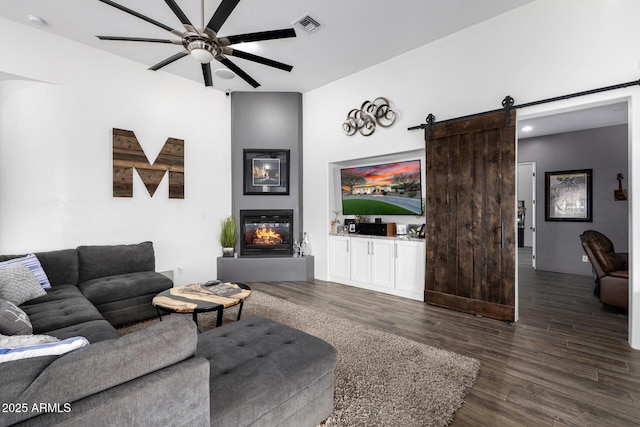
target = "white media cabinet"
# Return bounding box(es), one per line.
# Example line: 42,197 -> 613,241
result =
328,234 -> 425,301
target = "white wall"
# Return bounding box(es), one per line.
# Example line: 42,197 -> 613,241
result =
520,125 -> 629,275
0,17 -> 231,285
517,163 -> 534,248
303,0 -> 640,348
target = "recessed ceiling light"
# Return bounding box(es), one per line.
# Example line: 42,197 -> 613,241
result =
521,125 -> 533,132
27,15 -> 45,26
214,69 -> 236,80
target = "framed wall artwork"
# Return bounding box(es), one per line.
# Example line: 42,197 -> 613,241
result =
243,149 -> 290,195
545,169 -> 592,222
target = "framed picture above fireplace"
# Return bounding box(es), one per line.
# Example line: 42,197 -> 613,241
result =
243,149 -> 290,195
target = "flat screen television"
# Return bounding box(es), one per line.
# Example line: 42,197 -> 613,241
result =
340,159 -> 423,215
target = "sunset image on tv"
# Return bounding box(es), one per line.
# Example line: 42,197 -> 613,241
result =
340,160 -> 422,215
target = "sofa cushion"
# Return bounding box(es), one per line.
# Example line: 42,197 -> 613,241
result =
21,295 -> 106,335
196,316 -> 338,427
42,319 -> 120,343
77,242 -> 155,282
0,264 -> 47,305
0,299 -> 32,335
34,249 -> 79,287
0,336 -> 89,363
94,293 -> 169,328
610,270 -> 629,279
0,254 -> 51,289
16,285 -> 119,343
78,271 -> 172,306
21,284 -> 86,307
0,249 -> 79,288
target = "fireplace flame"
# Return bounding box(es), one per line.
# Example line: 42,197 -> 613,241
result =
253,225 -> 283,245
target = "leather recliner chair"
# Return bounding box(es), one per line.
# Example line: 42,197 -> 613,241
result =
580,230 -> 628,310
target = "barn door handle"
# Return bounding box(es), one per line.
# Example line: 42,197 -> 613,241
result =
500,222 -> 505,249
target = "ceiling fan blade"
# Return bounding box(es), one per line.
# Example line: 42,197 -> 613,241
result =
224,48 -> 293,72
97,36 -> 180,44
218,57 -> 260,88
206,0 -> 241,33
220,28 -> 296,45
164,0 -> 193,27
202,63 -> 213,87
98,0 -> 179,35
149,51 -> 189,71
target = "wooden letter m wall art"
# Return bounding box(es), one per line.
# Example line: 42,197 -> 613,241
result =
112,128 -> 184,199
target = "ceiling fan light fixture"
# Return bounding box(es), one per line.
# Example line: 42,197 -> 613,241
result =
96,0 -> 297,88
191,47 -> 214,63
187,40 -> 216,63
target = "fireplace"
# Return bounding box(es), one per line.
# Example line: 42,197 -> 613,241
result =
240,209 -> 293,257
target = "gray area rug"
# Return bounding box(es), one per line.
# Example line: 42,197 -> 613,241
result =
121,291 -> 480,426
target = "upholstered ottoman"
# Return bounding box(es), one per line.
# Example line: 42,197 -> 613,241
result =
196,316 -> 337,427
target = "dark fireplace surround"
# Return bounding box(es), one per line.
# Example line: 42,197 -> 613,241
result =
240,209 -> 293,257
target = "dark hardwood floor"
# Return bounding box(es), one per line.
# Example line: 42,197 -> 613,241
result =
247,249 -> 639,426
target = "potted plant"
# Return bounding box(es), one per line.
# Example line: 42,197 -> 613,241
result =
220,215 -> 237,257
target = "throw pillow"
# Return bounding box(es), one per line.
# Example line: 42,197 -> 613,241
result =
0,336 -> 89,363
0,299 -> 32,335
0,264 -> 47,306
0,254 -> 52,290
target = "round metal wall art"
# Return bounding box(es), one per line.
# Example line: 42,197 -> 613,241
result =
342,97 -> 396,136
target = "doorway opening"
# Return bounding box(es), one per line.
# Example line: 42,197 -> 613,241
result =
516,98 -> 630,340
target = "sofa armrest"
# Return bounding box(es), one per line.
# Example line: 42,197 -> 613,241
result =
599,275 -> 628,309
618,252 -> 628,267
17,357 -> 210,427
6,316 -> 197,424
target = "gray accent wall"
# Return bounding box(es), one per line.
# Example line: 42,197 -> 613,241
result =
230,92 -> 304,249
518,124 -> 628,275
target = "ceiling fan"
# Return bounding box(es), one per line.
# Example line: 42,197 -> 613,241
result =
96,0 -> 296,88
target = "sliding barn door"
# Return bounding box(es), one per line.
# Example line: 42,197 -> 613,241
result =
425,110 -> 516,321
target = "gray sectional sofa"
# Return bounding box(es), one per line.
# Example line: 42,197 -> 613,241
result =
0,242 -> 338,426
2,316 -> 210,426
0,241 -> 172,341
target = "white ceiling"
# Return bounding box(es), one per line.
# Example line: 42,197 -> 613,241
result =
0,0 -> 534,93
518,102 -> 628,139
1,1 -> 627,138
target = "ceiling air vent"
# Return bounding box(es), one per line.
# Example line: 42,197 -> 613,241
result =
294,14 -> 321,34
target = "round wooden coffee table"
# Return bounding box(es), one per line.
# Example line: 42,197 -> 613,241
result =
152,282 -> 251,331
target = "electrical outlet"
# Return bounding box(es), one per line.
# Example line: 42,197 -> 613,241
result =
582,255 -> 589,263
